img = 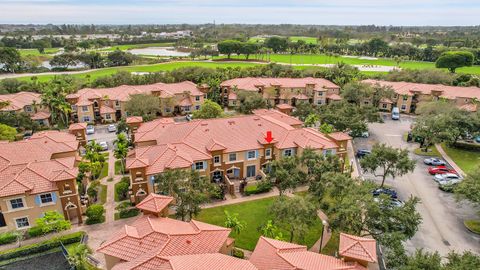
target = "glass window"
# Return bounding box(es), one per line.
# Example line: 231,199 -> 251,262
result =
105,114 -> 111,120
246,165 -> 256,178
403,95 -> 408,101
265,148 -> 272,157
10,198 -> 24,209
25,106 -> 33,112
195,105 -> 200,110
195,96 -> 200,101
82,106 -> 88,112
184,106 -> 191,112
40,193 -> 53,204
317,100 -> 323,105
83,116 -> 90,122
401,105 -> 407,111
195,161 -> 205,170
165,107 -> 171,113
247,151 -> 256,160
382,104 -> 387,109
115,101 -> 120,107
284,149 -> 293,157
214,156 -> 221,164
318,92 -> 323,96
229,153 -> 236,162
15,217 -> 30,228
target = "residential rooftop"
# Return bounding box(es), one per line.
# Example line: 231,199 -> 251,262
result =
0,91 -> 41,111
220,77 -> 340,91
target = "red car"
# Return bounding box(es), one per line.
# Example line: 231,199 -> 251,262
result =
428,166 -> 457,175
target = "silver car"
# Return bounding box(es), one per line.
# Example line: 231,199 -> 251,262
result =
424,157 -> 446,166
434,173 -> 460,183
107,124 -> 117,133
86,125 -> 95,135
98,141 -> 108,151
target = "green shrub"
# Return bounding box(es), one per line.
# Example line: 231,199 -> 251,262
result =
0,231 -> 84,261
244,181 -> 272,196
232,248 -> 244,259
115,177 -> 130,202
452,142 -> 480,151
209,184 -> 224,200
439,183 -> 457,193
119,208 -> 140,219
86,204 -> 105,225
0,231 -> 18,245
27,226 -> 44,238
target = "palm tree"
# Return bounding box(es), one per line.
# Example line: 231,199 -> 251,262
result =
224,210 -> 246,235
67,243 -> 92,270
113,133 -> 128,174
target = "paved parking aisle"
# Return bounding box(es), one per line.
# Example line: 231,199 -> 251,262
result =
353,117 -> 480,255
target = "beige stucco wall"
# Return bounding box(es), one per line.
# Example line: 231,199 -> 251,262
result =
77,105 -> 95,123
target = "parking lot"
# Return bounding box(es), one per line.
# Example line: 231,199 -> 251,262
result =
86,124 -> 118,150
353,115 -> 480,255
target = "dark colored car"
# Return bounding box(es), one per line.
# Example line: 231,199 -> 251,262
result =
372,188 -> 398,199
428,166 -> 457,175
356,149 -> 371,158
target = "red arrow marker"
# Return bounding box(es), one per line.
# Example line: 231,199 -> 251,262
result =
265,131 -> 273,143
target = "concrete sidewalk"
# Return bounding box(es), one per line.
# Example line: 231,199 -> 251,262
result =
435,144 -> 467,177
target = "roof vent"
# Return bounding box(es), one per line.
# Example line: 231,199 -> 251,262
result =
228,120 -> 235,125
186,240 -> 191,244
253,117 -> 260,121
201,123 -> 208,126
204,129 -> 209,132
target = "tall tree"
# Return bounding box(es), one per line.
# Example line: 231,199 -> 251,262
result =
435,51 -> 474,73
224,210 -> 246,235
192,99 -> 223,119
67,244 -> 92,270
269,196 -> 317,242
0,47 -> 22,73
0,123 -> 17,141
267,156 -> 305,196
124,94 -> 160,121
360,143 -> 415,187
114,133 -> 128,174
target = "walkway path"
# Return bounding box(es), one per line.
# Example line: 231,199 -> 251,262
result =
435,144 -> 467,177
99,151 -> 122,223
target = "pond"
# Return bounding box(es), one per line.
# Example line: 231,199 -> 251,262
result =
128,47 -> 190,57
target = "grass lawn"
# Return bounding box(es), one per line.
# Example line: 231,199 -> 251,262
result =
114,160 -> 124,175
98,162 -> 109,179
464,220 -> 480,234
96,42 -> 175,52
289,36 -> 318,44
98,184 -> 107,205
15,61 -> 262,82
195,196 -> 323,251
441,143 -> 480,174
413,145 -> 440,157
19,48 -> 60,57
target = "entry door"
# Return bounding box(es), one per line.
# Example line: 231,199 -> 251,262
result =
246,165 -> 256,178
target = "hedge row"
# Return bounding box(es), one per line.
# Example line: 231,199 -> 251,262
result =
244,181 -> 272,196
0,231 -> 84,261
452,141 -> 480,151
0,231 -> 17,245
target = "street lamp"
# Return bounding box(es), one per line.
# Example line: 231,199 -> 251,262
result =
319,220 -> 328,253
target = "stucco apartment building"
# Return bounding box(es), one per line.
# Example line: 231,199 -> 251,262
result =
0,91 -> 51,126
0,130 -> 84,231
125,109 -> 350,203
99,193 -> 377,270
363,79 -> 480,113
220,77 -> 342,108
66,81 -> 207,123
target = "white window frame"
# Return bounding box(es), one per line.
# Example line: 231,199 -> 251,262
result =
247,150 -> 256,160
15,216 -> 30,229
83,116 -> 90,122
184,106 -> 191,112
195,96 -> 200,101
195,161 -> 205,171
82,106 -> 89,112
229,153 -> 237,162
40,193 -> 54,205
115,100 -> 120,107
24,106 -> 33,113
105,113 -> 111,120
214,155 -> 221,165
318,91 -> 323,96
283,149 -> 293,157
265,148 -> 272,158
9,197 -> 25,210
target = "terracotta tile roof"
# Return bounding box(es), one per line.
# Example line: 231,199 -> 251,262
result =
228,92 -> 238,100
68,81 -> 201,106
293,93 -> 310,100
179,97 -> 193,107
327,93 -> 342,101
250,236 -> 366,270
31,111 -> 51,120
100,105 -> 116,114
459,103 -> 478,112
327,132 -> 352,141
126,116 -> 143,124
69,123 -> 87,130
0,92 -> 41,112
221,77 -> 340,91
253,109 -> 302,126
362,79 -> 480,100
379,97 -> 393,104
276,103 -> 293,110
130,111 -> 340,175
339,233 -> 377,263
136,193 -> 173,214
98,214 -> 231,263
113,252 -> 258,270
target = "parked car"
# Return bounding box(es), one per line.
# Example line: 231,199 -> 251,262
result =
23,130 -> 33,140
439,182 -> 458,193
391,107 -> 400,120
424,157 -> 446,166
86,125 -> 95,135
107,124 -> 117,133
186,114 -> 193,121
349,130 -> 369,138
475,136 -> 480,143
372,188 -> 398,199
434,173 -> 460,183
98,141 -> 108,151
437,178 -> 462,186
428,166 -> 457,175
356,149 -> 371,158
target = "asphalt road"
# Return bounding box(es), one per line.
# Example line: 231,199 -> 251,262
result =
86,124 -> 118,150
353,115 -> 480,256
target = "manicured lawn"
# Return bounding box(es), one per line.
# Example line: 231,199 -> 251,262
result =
441,143 -> 480,174
289,36 -> 318,44
19,48 -> 60,57
115,160 -> 124,175
15,61 -> 262,82
98,184 -> 107,205
98,162 -> 109,179
96,42 -> 175,52
195,196 -> 323,251
414,145 -> 440,157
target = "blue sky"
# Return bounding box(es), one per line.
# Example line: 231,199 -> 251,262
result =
0,0 -> 478,25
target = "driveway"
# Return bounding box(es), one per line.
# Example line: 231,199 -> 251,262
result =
353,115 -> 480,255
86,124 -> 118,150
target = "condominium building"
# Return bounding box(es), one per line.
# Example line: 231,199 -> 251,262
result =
100,193 -> 377,270
363,79 -> 480,113
0,130 -> 84,231
0,92 -> 51,126
220,77 -> 342,107
125,109 -> 350,203
66,82 -> 208,123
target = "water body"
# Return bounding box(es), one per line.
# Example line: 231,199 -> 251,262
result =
128,47 -> 190,57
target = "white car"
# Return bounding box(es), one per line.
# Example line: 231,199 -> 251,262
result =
424,158 -> 446,166
107,124 -> 116,133
434,173 -> 460,183
438,178 -> 462,186
98,141 -> 108,151
86,125 -> 95,135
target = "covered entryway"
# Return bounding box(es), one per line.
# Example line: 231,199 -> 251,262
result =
65,202 -> 79,224
226,167 -> 241,180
